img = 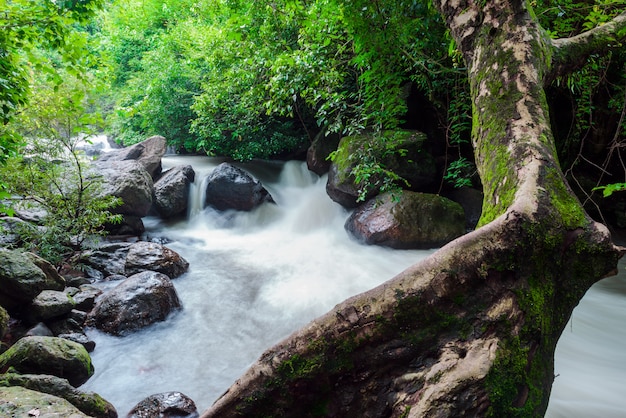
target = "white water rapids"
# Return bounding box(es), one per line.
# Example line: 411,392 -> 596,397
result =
80,155 -> 626,417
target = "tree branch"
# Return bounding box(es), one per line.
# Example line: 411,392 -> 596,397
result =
549,12 -> 626,82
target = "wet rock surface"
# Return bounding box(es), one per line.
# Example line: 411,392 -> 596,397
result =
204,162 -> 274,211
88,271 -> 181,336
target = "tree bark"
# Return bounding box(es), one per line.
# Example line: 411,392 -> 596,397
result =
200,2 -> 626,417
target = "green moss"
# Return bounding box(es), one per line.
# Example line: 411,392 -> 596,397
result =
393,294 -> 466,347
544,166 -> 586,229
485,337 -> 542,418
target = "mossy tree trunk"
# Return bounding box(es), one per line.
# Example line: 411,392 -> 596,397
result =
201,3 -> 626,418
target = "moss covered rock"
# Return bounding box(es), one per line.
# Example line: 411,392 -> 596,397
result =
0,386 -> 90,417
0,373 -> 117,418
0,249 -> 57,311
326,130 -> 436,208
0,336 -> 94,387
345,191 -> 466,249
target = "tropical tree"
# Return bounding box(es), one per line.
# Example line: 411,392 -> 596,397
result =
0,71 -> 121,265
199,2 -> 626,417
0,0 -> 103,211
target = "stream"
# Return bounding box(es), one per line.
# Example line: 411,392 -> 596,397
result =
80,155 -> 626,417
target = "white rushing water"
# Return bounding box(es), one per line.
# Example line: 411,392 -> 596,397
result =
80,155 -> 626,416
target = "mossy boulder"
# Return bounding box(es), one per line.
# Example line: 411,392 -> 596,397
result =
345,191 -> 466,249
25,252 -> 66,289
326,130 -> 437,208
0,386 -> 90,417
0,336 -> 94,387
0,373 -> 117,418
28,290 -> 76,323
0,248 -> 63,311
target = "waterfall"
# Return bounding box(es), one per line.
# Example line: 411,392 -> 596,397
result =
80,155 -> 626,417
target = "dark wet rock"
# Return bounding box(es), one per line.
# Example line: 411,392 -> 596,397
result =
326,130 -> 437,208
204,163 -> 274,212
58,333 -> 96,352
125,241 -> 189,279
0,336 -> 93,387
88,271 -> 181,336
48,310 -> 86,336
106,214 -> 145,237
72,285 -> 102,311
25,323 -> 53,337
442,186 -> 484,231
127,391 -> 198,418
28,290 -> 76,323
103,274 -> 128,282
345,191 -> 466,249
83,242 -> 133,277
97,135 -> 167,179
154,165 -> 195,219
0,386 -> 90,417
95,160 -> 154,217
0,249 -> 60,311
306,128 -> 342,175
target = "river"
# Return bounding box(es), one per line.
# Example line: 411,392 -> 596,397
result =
80,155 -> 626,417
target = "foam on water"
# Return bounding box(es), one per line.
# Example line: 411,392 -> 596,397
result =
81,156 -> 626,417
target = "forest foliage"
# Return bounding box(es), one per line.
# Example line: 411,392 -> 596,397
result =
0,0 -> 625,244
90,0 -> 626,195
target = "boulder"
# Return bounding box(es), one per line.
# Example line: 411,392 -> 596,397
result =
106,214 -> 146,237
82,242 -> 133,277
442,186 -> 484,231
95,160 -> 154,217
25,322 -> 54,337
0,216 -> 29,246
48,310 -> 95,352
125,241 -> 189,279
306,128 -> 342,175
28,290 -> 76,323
127,391 -> 198,418
72,285 -> 102,312
0,373 -> 117,418
0,248 -> 61,311
204,163 -> 274,211
326,130 -> 437,208
97,135 -> 167,179
88,271 -> 181,336
345,191 -> 466,249
25,252 -> 66,289
0,336 -> 94,386
0,386 -> 90,417
153,165 -> 195,219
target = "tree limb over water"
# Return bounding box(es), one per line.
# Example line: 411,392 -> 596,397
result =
201,2 -> 626,417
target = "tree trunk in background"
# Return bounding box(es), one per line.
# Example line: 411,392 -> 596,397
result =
201,2 -> 626,417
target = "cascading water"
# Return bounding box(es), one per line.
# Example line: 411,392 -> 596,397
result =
80,155 -> 626,417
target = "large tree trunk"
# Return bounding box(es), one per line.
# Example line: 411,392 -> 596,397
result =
201,2 -> 626,417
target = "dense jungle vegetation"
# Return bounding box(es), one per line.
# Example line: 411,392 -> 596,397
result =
1,0 -> 625,249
